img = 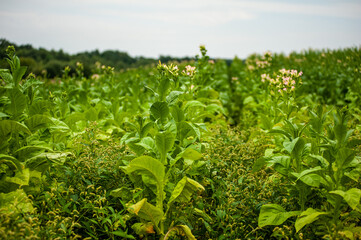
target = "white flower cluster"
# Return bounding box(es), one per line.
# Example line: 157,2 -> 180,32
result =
182,65 -> 196,77
261,69 -> 303,95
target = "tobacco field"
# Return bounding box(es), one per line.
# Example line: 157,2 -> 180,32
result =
0,45 -> 361,239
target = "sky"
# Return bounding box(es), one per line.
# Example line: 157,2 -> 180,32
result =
0,0 -> 360,59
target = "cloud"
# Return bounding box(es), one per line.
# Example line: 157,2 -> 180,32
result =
62,0 -> 361,20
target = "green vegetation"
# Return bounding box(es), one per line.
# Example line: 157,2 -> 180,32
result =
0,43 -> 360,239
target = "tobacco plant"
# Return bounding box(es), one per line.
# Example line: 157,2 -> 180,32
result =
254,107 -> 361,239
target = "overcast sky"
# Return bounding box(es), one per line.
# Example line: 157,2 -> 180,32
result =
1,0 -> 360,59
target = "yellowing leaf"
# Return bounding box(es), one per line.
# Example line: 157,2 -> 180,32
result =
168,177 -> 204,207
128,199 -> 164,225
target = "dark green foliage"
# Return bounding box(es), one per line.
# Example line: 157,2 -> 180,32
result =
1,44 -> 361,239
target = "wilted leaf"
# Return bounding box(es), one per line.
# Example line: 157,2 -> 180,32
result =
128,198 -> 164,225
164,225 -> 196,240
168,177 -> 204,207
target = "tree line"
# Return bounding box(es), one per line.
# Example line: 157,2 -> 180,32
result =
0,38 -> 194,78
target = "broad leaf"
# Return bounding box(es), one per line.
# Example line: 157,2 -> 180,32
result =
85,107 -> 98,121
177,121 -> 196,144
269,155 -> 291,176
7,88 -> 26,118
0,112 -> 9,118
25,152 -> 72,171
24,114 -> 53,132
283,137 -> 305,158
0,120 -> 31,138
166,91 -> 183,106
29,100 -> 51,116
150,101 -> 169,123
112,230 -> 135,239
258,204 -> 300,227
12,66 -> 27,86
128,198 -> 164,225
0,154 -> 22,171
336,148 -> 355,170
182,148 -> 203,161
0,189 -> 33,213
164,225 -> 196,240
295,208 -> 328,232
252,157 -> 267,172
136,137 -> 156,152
291,166 -> 323,187
168,177 -> 204,207
5,168 -> 30,186
184,100 -> 206,111
155,131 -> 175,164
140,122 -> 153,138
132,222 -> 155,235
124,156 -> 165,198
330,188 -> 361,211
309,154 -> 329,168
170,105 -> 184,122
0,69 -> 12,85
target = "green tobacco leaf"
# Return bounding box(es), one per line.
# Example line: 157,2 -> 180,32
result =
0,112 -> 9,118
155,131 -> 175,164
29,100 -> 51,116
24,114 -> 53,132
269,127 -> 292,140
0,189 -> 33,213
14,146 -> 53,161
258,204 -> 300,227
336,148 -> 355,170
158,78 -> 170,101
345,168 -> 361,182
25,152 -> 72,171
0,120 -> 31,138
166,91 -> 183,106
206,103 -> 225,115
309,154 -> 329,168
177,121 -> 196,144
125,156 -> 165,196
140,122 -> 153,138
283,137 -> 305,157
252,157 -> 267,172
299,173 -> 323,188
0,154 -> 22,171
12,66 -> 27,86
295,208 -> 328,232
0,69 -> 12,85
167,177 -> 204,207
150,101 -> 169,123
291,166 -> 323,187
184,100 -> 206,111
85,107 -> 98,121
7,88 -> 26,118
164,225 -> 196,240
269,155 -> 291,176
170,105 -> 184,123
5,168 -> 30,186
182,148 -> 203,161
112,230 -> 135,239
65,112 -> 86,128
330,188 -> 361,211
110,187 -> 132,199
49,118 -> 70,134
128,198 -> 164,225
136,137 -> 156,152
